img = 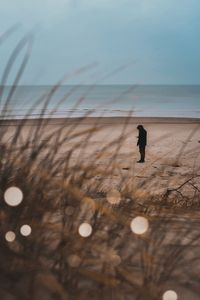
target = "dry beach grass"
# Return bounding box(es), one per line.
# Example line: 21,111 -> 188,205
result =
0,27 -> 200,300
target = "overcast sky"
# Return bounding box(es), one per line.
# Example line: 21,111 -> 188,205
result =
0,0 -> 200,85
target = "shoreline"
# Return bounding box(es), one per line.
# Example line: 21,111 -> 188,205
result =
1,116 -> 200,126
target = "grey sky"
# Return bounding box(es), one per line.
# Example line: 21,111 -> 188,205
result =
1,0 -> 200,85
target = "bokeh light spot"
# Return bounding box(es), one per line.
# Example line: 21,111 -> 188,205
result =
65,206 -> 74,216
112,254 -> 121,266
20,225 -> 32,236
78,223 -> 92,237
106,189 -> 121,204
4,187 -> 23,207
130,216 -> 149,235
5,231 -> 16,242
163,290 -> 178,300
67,255 -> 81,267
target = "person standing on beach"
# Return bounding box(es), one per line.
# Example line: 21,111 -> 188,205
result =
137,125 -> 147,163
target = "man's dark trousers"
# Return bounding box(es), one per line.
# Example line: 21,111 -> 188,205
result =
139,146 -> 145,162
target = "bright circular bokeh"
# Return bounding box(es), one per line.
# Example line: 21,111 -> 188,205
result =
130,216 -> 149,235
4,187 -> 23,207
78,223 -> 92,238
163,290 -> 178,300
20,225 -> 32,237
5,231 -> 16,242
106,189 -> 121,204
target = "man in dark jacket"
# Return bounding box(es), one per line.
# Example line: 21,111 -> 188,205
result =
137,125 -> 147,163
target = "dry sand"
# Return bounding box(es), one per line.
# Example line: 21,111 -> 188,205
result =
2,116 -> 200,197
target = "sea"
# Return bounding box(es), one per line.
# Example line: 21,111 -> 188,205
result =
0,85 -> 200,119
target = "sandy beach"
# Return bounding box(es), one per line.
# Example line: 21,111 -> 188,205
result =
2,116 -> 200,197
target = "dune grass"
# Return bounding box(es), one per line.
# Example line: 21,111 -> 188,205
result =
0,27 -> 199,300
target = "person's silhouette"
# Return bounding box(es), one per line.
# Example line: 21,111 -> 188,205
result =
137,125 -> 147,163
